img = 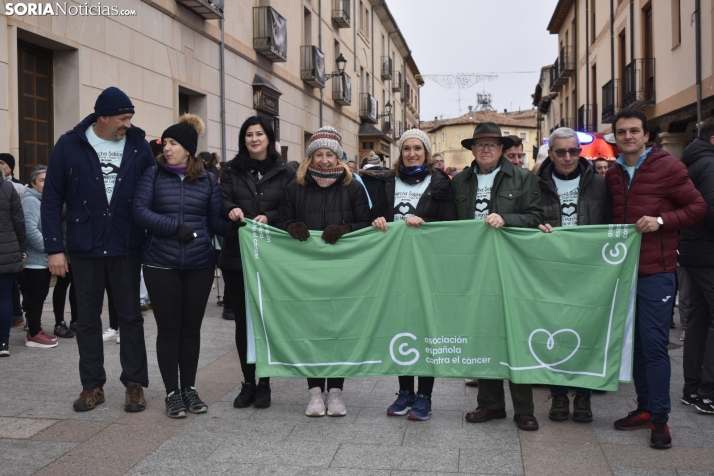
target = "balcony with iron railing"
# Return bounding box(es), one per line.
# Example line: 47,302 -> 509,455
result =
558,46 -> 575,77
622,58 -> 655,110
577,105 -> 597,132
301,45 -> 326,88
549,62 -> 562,92
381,56 -> 392,81
392,71 -> 402,92
395,120 -> 403,140
331,0 -> 350,28
382,115 -> 393,135
403,82 -> 411,102
360,93 -> 378,124
253,7 -> 287,62
332,72 -> 352,105
559,118 -> 575,129
601,79 -> 618,124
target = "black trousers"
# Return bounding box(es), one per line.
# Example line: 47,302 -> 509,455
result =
71,255 -> 148,390
53,263 -> 77,325
477,379 -> 534,414
107,284 -> 119,331
17,268 -> 51,337
11,275 -> 23,317
307,378 -> 344,392
221,268 -> 268,385
144,266 -> 214,393
398,376 -> 435,397
682,266 -> 714,399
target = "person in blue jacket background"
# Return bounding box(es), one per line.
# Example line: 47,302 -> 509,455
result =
132,114 -> 237,419
41,87 -> 155,413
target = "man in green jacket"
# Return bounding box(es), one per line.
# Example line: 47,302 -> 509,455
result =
455,122 -> 543,431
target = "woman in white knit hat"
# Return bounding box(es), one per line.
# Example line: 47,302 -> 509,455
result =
370,128 -> 457,421
274,126 -> 371,417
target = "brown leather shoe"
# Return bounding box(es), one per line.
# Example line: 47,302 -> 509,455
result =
73,387 -> 105,412
465,407 -> 507,423
514,413 -> 539,431
125,382 -> 146,412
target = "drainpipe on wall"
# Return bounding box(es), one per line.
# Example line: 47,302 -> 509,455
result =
220,18 -> 226,163
610,0 -> 614,92
574,0 -> 578,125
319,0 -> 324,127
585,0 -> 590,129
629,0 -> 634,64
695,0 -> 702,134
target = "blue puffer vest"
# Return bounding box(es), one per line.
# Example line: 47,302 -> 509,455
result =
132,164 -> 233,270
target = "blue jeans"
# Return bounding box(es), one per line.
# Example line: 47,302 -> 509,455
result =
549,386 -> 593,398
0,273 -> 16,345
633,273 -> 675,422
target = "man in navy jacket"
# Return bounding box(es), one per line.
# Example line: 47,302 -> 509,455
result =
42,87 -> 155,413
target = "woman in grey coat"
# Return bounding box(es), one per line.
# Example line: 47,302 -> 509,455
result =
0,167 -> 26,356
18,165 -> 57,349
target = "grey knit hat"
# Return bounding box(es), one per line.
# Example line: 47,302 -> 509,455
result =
398,129 -> 432,155
305,126 -> 344,159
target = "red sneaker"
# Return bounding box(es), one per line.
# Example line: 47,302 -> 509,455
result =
650,419 -> 672,449
25,331 -> 58,348
40,329 -> 57,341
614,407 -> 651,431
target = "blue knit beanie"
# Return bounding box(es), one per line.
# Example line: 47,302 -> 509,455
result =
94,87 -> 135,117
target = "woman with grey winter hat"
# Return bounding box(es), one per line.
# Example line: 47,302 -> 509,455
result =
274,126 -> 371,417
133,114 -> 236,419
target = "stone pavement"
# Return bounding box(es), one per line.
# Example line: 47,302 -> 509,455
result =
1,288 -> 714,476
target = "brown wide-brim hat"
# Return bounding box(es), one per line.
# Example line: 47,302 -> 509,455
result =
461,122 -> 515,150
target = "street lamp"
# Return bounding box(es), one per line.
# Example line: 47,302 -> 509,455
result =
325,54 -> 348,80
378,101 -> 392,118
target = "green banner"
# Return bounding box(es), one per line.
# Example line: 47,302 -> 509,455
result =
240,221 -> 640,391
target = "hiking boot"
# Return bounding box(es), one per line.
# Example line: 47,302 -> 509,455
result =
182,386 -> 207,413
26,331 -> 58,348
681,393 -> 700,406
222,305 -> 235,321
650,419 -> 672,449
614,407 -> 651,430
326,388 -> 346,417
165,390 -> 187,418
548,394 -> 570,421
387,389 -> 415,416
407,394 -> 432,421
465,407 -> 507,423
695,398 -> 714,414
40,329 -> 57,341
102,327 -> 118,341
573,394 -> 593,423
54,321 -> 76,338
233,382 -> 256,408
306,387 -> 326,417
253,381 -> 271,408
514,414 -> 539,431
73,387 -> 105,412
124,382 -> 146,412
0,343 -> 9,357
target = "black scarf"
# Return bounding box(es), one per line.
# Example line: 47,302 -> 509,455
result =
398,165 -> 430,185
243,153 -> 276,175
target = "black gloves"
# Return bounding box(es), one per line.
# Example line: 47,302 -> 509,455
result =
287,222 -> 310,241
231,220 -> 247,231
322,224 -> 351,244
176,224 -> 197,243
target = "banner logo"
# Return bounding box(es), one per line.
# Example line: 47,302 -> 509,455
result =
390,333 -> 420,366
529,328 -> 581,368
602,242 -> 627,265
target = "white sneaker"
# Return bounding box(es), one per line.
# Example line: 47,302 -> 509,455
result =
306,387 -> 325,417
116,335 -> 120,344
327,388 -> 346,416
102,327 -> 119,342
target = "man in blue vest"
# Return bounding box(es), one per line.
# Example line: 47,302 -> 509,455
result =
42,87 -> 154,413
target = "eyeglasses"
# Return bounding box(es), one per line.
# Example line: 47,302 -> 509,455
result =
474,143 -> 500,151
433,159 -> 445,163
553,148 -> 582,158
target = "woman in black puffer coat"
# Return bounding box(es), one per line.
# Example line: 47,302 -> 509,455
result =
370,128 -> 457,422
0,171 -> 27,357
132,114 -> 235,419
273,126 -> 371,418
220,116 -> 295,410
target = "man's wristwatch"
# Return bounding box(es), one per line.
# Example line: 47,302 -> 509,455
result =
656,216 -> 664,229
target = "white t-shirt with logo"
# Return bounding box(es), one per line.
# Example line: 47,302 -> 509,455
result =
86,124 -> 125,204
393,175 -> 432,221
552,175 -> 580,227
474,166 -> 500,220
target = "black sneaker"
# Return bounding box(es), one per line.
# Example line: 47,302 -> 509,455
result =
233,382 -> 256,408
165,391 -> 187,418
222,305 -> 235,321
548,394 -> 570,421
573,394 -> 593,423
54,321 -> 76,338
182,386 -> 207,414
253,381 -> 271,408
650,419 -> 672,449
695,398 -> 714,414
0,343 -> 9,357
681,393 -> 701,406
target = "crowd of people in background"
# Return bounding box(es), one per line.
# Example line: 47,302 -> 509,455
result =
1,86 -> 714,452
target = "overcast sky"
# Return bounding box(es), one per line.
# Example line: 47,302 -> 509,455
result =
388,0 -> 560,121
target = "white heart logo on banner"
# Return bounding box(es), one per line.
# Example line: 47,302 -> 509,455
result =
528,328 -> 581,368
